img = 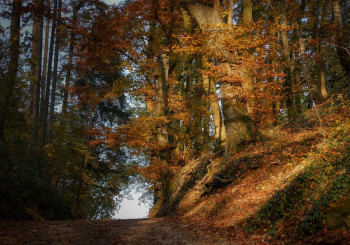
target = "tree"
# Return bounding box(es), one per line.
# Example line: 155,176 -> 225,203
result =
41,0 -> 58,148
180,0 -> 252,158
48,0 -> 62,140
61,0 -> 83,119
30,0 -> 45,144
280,0 -> 296,119
0,0 -> 22,140
332,0 -> 350,75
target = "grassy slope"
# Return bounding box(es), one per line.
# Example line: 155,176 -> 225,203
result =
151,92 -> 350,242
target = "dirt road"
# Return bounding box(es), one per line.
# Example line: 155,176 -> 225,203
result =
0,218 -> 256,244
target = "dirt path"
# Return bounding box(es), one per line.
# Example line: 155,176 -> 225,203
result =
0,218 -> 262,245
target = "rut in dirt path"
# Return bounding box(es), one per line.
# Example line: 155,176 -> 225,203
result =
0,218 -> 245,245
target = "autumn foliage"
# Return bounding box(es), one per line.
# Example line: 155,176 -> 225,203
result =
0,0 -> 349,242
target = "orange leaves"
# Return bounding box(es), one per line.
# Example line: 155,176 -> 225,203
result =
112,115 -> 170,154
138,159 -> 180,182
173,19 -> 284,126
89,139 -> 105,148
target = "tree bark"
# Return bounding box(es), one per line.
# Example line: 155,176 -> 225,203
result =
182,10 -> 226,147
298,1 -> 315,107
152,52 -> 170,208
41,0 -> 57,148
155,53 -> 170,149
313,0 -> 329,101
241,0 -> 254,115
332,0 -> 350,75
227,0 -> 233,24
242,0 -> 252,22
30,0 -> 45,145
61,5 -> 78,120
40,0 -> 50,122
201,58 -> 226,147
280,0 -> 295,121
0,0 -> 22,140
75,154 -> 87,219
48,0 -> 62,140
299,30 -> 312,87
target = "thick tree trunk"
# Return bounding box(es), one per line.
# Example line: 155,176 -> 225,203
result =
181,1 -> 251,157
30,0 -> 45,145
48,0 -> 62,140
155,53 -> 170,149
183,11 -> 226,147
152,52 -> 170,208
0,0 -> 22,140
221,70 -> 251,155
41,0 -> 57,148
280,0 -> 295,121
333,0 -> 350,75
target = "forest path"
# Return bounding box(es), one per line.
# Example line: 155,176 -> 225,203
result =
0,218 -> 266,244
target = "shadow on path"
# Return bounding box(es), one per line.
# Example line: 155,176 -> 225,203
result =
0,219 -> 241,244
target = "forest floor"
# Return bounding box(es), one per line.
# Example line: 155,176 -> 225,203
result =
0,217 -> 348,245
0,218 -> 277,245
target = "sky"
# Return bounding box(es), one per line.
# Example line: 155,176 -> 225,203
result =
105,0 -> 124,5
113,188 -> 151,219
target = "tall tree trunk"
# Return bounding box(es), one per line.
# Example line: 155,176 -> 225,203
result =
41,0 -> 57,148
299,30 -> 312,86
152,52 -> 170,209
76,154 -> 87,219
280,0 -> 295,121
201,58 -> 226,147
241,0 -> 254,115
183,10 -> 226,147
227,0 -> 233,24
181,1 -> 251,157
313,0 -> 329,101
30,0 -> 45,145
333,0 -> 350,75
298,15 -> 315,107
48,0 -> 62,140
41,0 -> 50,122
202,106 -> 210,152
155,53 -> 170,150
270,57 -> 280,126
295,72 -> 302,115
61,5 -> 78,119
0,0 -> 22,140
242,0 -> 252,22
144,76 -> 154,113
143,21 -> 156,114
